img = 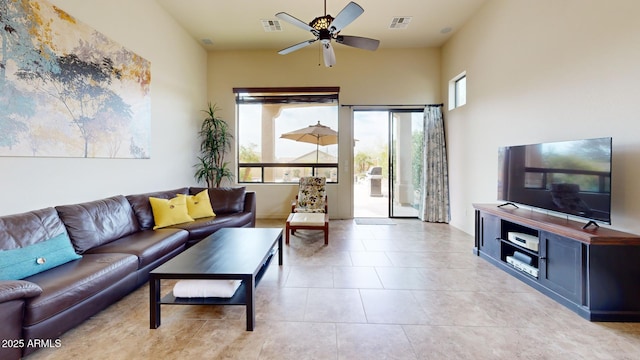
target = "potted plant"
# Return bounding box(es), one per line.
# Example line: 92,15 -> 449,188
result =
194,103 -> 234,187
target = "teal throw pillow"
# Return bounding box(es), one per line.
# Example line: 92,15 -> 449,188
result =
0,233 -> 82,280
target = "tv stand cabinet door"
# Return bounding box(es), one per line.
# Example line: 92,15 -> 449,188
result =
539,231 -> 583,304
478,212 -> 501,259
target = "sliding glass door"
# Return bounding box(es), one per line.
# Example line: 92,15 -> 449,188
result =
353,111 -> 389,217
390,110 -> 424,217
353,109 -> 424,218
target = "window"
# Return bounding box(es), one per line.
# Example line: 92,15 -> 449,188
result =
455,75 -> 466,107
234,87 -> 339,183
448,72 -> 466,110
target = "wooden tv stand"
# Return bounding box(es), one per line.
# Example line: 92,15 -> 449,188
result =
473,203 -> 640,321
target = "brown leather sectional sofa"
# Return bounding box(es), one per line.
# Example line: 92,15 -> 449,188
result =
0,186 -> 255,360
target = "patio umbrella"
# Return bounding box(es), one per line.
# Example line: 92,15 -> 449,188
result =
280,121 -> 338,162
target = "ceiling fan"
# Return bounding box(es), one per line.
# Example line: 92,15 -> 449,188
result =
275,1 -> 380,67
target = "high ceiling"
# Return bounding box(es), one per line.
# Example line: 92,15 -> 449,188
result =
156,0 -> 488,51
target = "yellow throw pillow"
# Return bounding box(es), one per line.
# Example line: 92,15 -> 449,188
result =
149,196 -> 194,229
178,190 -> 216,219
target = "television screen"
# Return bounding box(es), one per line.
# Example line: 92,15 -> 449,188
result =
498,137 -> 612,224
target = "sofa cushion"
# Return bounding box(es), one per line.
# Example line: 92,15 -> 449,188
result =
85,228 -> 188,269
170,212 -> 254,241
23,253 -> 138,326
56,196 -> 140,254
126,188 -> 190,230
0,208 -> 68,251
178,190 -> 216,219
149,196 -> 194,229
0,233 -> 81,280
189,187 -> 246,214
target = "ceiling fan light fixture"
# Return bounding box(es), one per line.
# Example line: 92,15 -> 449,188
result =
310,15 -> 334,30
276,1 -> 378,67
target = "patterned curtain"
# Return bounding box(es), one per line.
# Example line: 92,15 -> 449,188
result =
419,105 -> 450,223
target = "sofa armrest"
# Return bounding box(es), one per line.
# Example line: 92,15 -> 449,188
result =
244,191 -> 256,227
0,280 -> 42,303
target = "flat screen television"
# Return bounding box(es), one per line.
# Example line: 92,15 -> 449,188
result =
498,137 -> 612,225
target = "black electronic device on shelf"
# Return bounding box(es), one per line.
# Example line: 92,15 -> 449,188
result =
497,137 -> 612,227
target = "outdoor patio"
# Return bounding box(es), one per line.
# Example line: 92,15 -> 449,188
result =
353,179 -> 419,218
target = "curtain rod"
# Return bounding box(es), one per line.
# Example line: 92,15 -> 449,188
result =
340,103 -> 443,107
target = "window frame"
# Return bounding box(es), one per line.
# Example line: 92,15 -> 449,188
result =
234,87 -> 340,184
448,72 -> 467,110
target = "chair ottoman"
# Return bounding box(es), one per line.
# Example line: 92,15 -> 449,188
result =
285,213 -> 329,245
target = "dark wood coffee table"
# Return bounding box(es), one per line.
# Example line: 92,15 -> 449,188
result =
149,227 -> 283,331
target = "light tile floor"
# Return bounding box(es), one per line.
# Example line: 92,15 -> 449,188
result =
25,219 -> 640,359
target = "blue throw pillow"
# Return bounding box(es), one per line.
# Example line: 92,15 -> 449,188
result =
0,233 -> 82,280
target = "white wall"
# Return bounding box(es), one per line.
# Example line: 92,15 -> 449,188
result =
442,0 -> 640,234
0,0 -> 207,216
207,47 -> 441,219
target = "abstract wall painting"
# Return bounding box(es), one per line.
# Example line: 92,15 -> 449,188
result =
0,0 -> 151,158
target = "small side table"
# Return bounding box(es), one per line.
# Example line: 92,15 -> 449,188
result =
285,213 -> 329,245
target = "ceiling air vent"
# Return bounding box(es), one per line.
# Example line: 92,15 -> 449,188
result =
389,17 -> 412,29
261,19 -> 283,32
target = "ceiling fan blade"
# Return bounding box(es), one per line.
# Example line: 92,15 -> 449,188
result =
323,43 -> 336,67
275,12 -> 315,33
278,39 -> 317,55
335,35 -> 380,51
329,1 -> 364,33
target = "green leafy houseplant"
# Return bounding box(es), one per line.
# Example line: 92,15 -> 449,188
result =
194,103 -> 234,187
